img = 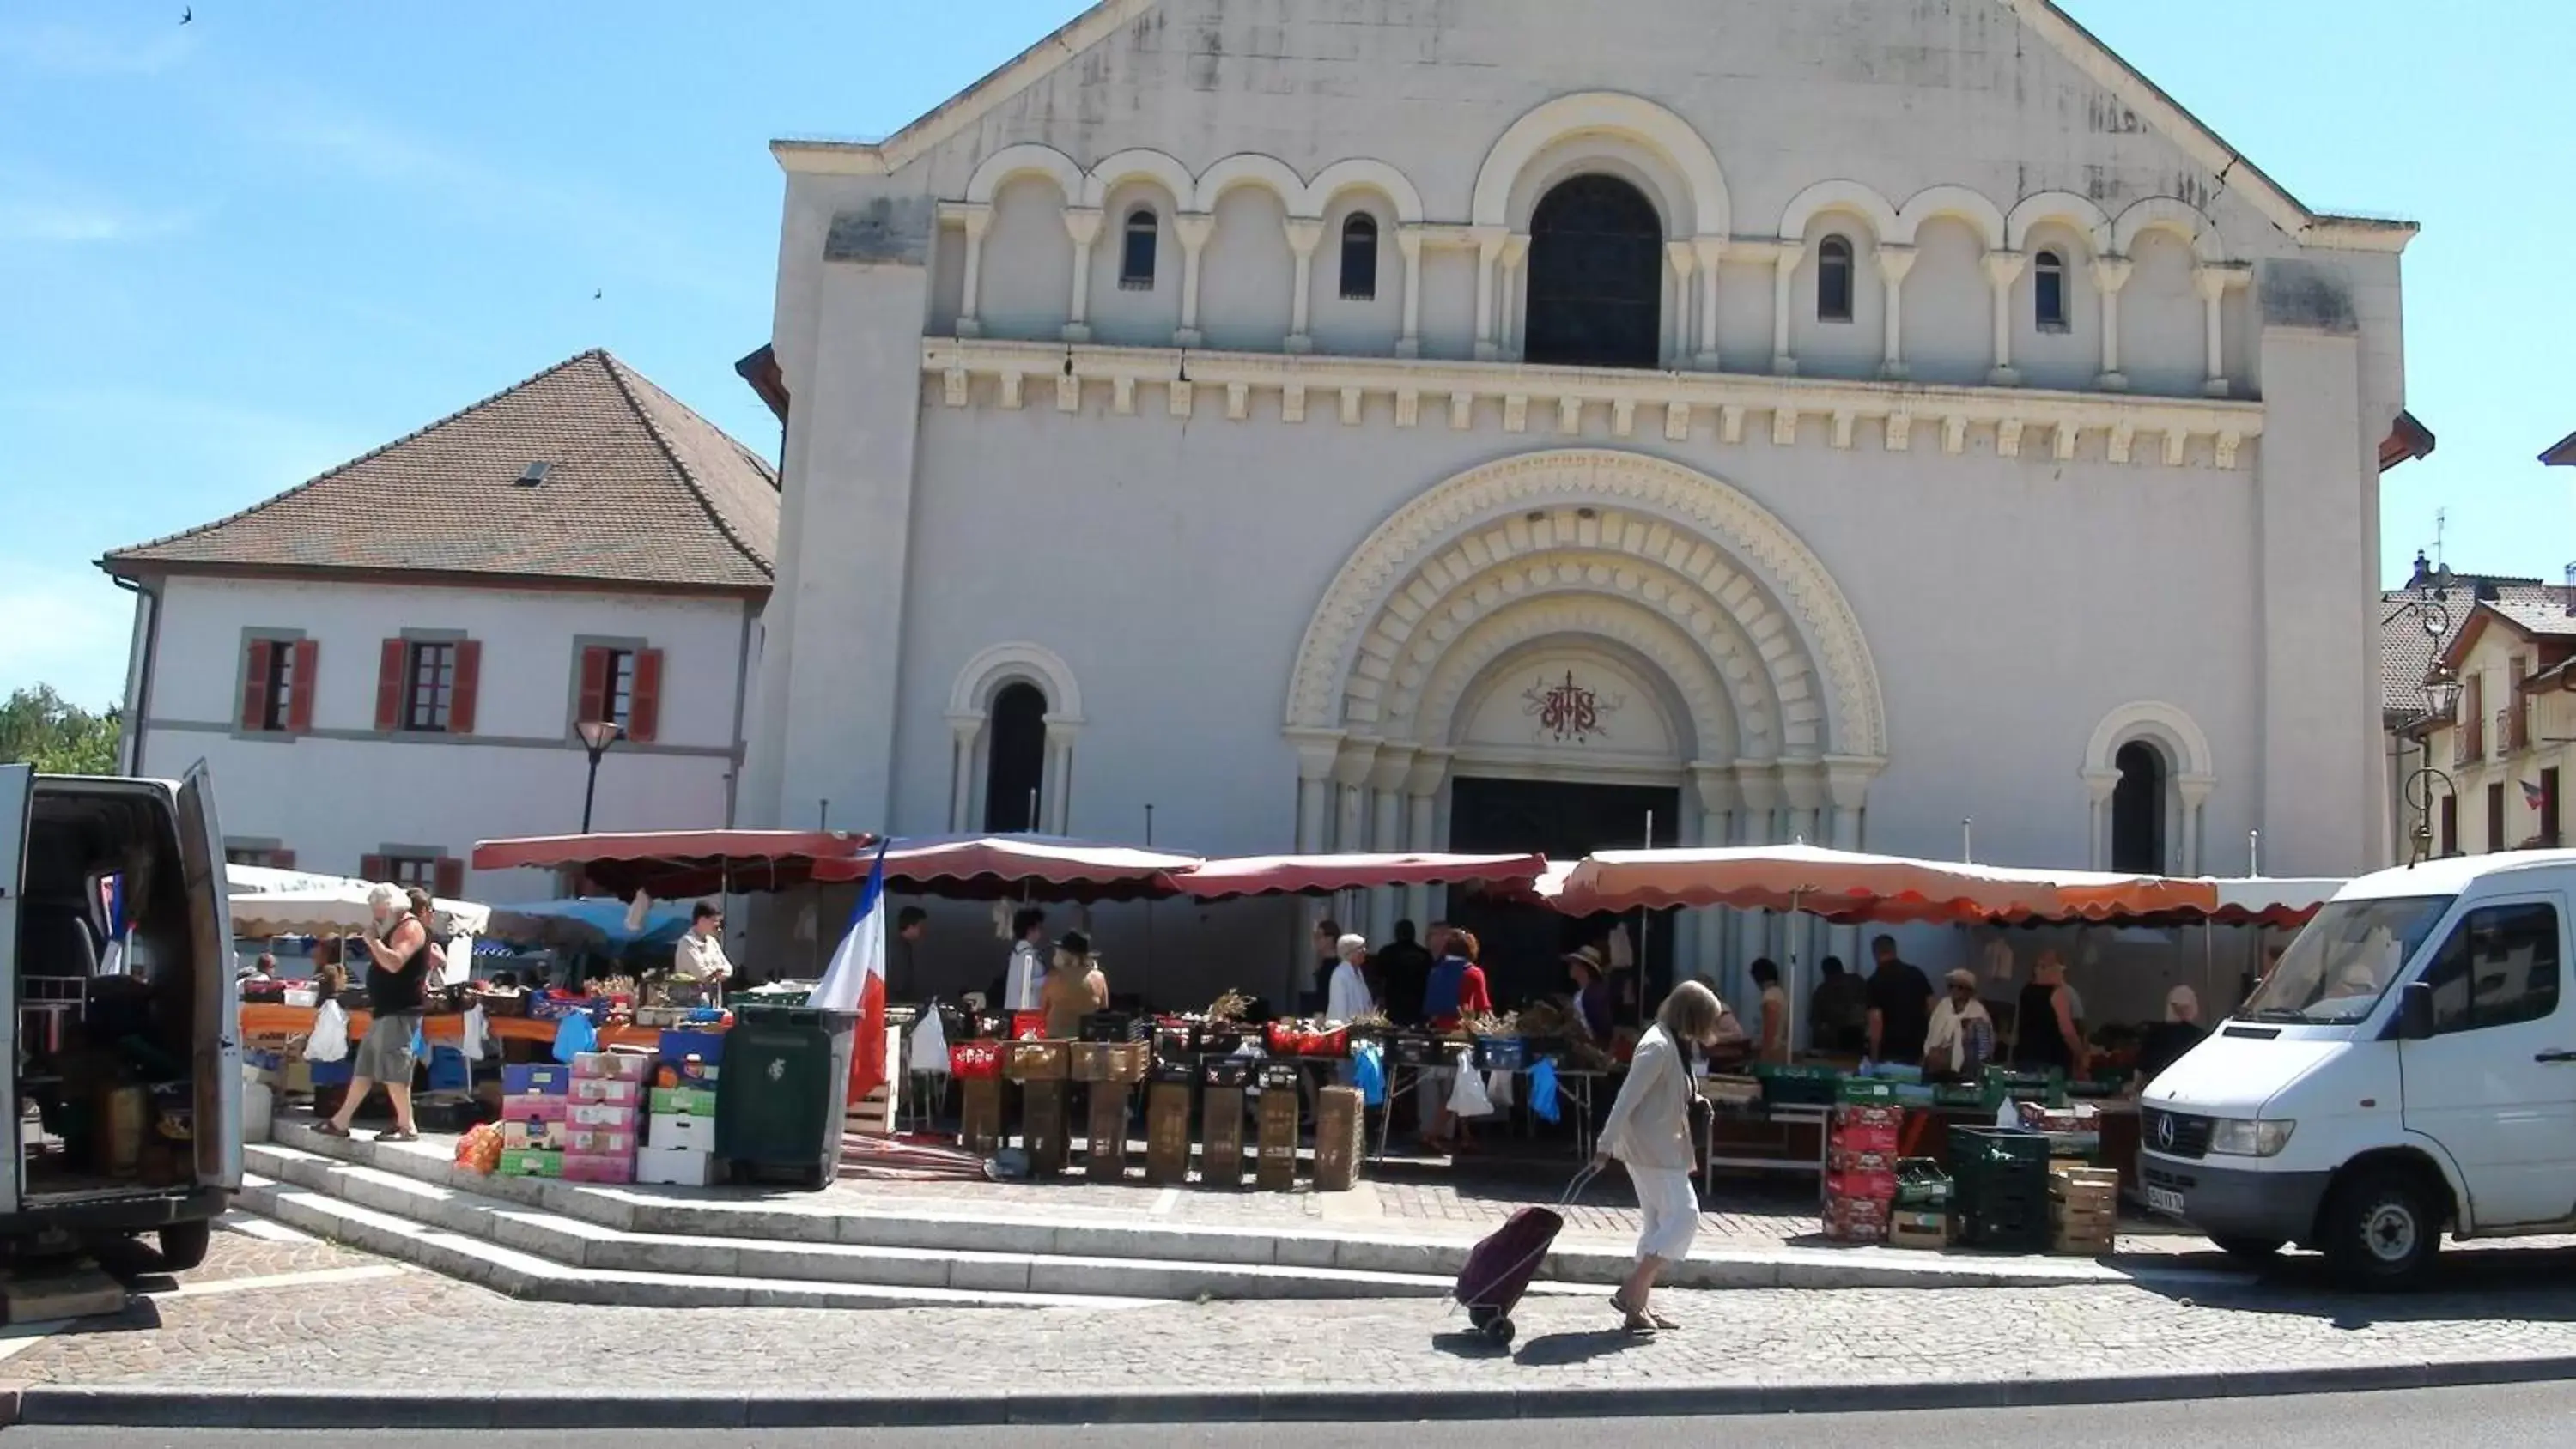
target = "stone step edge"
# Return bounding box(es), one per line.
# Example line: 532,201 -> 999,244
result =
242,1159 -> 1489,1302
254,1128 -> 2196,1294
24,1355 -> 2576,1430
234,1179 -> 1160,1313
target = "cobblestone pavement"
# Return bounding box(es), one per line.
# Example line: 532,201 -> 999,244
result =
22,1219 -> 2576,1394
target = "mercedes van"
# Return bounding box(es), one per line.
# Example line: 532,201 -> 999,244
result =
2142,850 -> 2576,1288
0,761 -> 240,1269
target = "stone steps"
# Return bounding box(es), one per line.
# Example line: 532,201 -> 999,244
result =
242,1143 -> 1485,1307
253,1121 -> 2212,1298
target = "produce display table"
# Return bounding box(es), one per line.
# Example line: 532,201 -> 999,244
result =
238,1003 -> 716,1054
1700,1102 -> 1831,1203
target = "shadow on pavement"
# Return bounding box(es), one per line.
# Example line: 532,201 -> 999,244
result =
2129,1243 -> 2576,1327
1428,1331 -> 1513,1361
1511,1328 -> 1652,1367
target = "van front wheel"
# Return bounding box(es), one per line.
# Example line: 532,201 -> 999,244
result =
156,1221 -> 212,1272
2322,1168 -> 2439,1290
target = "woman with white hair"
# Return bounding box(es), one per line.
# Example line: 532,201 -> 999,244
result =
1595,979 -> 1741,1334
317,884 -> 434,1142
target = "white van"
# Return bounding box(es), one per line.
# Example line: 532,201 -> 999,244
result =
0,761 -> 240,1269
2142,849 -> 2576,1288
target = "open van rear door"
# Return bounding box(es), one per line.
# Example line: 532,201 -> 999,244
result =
0,765 -> 30,1216
177,761 -> 240,1191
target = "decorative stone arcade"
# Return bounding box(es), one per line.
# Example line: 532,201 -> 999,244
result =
1283,448 -> 1888,999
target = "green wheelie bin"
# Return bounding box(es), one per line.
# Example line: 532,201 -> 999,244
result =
714,1003 -> 856,1190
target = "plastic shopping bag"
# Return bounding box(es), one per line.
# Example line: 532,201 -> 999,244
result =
1528,1058 -> 1561,1124
1447,1048 -> 1493,1118
459,1005 -> 489,1062
908,1011 -> 951,1076
304,1000 -> 349,1064
1352,1041 -> 1386,1106
552,1011 -> 598,1063
1485,1069 -> 1516,1111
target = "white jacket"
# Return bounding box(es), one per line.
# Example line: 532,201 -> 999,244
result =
1325,961 -> 1374,1025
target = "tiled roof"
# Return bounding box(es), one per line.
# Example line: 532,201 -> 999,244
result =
102,351 -> 777,591
2379,579 -> 2562,716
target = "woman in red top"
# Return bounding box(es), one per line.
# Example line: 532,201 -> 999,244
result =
1421,931 -> 1494,1152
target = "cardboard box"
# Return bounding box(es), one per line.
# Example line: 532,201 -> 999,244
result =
497,1148 -> 562,1179
1200,1086 -> 1247,1189
649,1086 -> 718,1118
650,1112 -> 717,1153
563,1127 -> 636,1157
1023,1081 -> 1071,1173
960,1077 -> 1004,1155
1085,1087 -> 1132,1183
568,1100 -> 640,1130
1256,1087 -> 1300,1192
501,1064 -> 569,1096
1314,1085 -> 1364,1192
562,1152 -> 635,1184
634,1144 -> 717,1187
500,1094 -> 569,1125
1145,1082 -> 1194,1186
501,1119 -> 567,1151
573,1051 -> 652,1083
569,1077 -> 644,1106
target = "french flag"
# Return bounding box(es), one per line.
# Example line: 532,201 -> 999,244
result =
808,837 -> 892,1106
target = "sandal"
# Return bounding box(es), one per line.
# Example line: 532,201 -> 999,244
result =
1648,1311 -> 1681,1331
374,1129 -> 421,1143
313,1122 -> 351,1138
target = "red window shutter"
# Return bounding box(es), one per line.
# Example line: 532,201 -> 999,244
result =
361,853 -> 389,883
240,639 -> 274,730
449,640 -> 483,734
629,648 -> 664,743
435,858 -> 465,899
374,640 -> 406,731
575,646 -> 610,731
288,640 -> 319,731
271,848 -> 296,870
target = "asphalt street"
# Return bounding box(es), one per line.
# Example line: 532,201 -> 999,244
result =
14,1383 -> 2576,1447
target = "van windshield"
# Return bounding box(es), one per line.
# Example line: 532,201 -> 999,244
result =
2240,894 -> 2455,1024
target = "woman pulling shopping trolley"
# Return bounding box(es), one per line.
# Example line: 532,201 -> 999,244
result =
1594,980 -> 1741,1333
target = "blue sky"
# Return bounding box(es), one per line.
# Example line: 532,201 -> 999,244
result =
3,2 -> 2564,711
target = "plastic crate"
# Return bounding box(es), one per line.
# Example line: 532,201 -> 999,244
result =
1951,1126 -> 2050,1170
1983,1065 -> 2069,1108
1755,1063 -> 1840,1106
1895,1159 -> 1954,1208
1473,1037 -> 1528,1072
1836,1076 -> 1899,1105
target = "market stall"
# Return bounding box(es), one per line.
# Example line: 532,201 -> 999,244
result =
469,828 -> 878,900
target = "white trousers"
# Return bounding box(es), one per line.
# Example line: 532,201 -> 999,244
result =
1631,1165 -> 1700,1262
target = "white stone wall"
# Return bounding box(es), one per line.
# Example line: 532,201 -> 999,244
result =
131,575 -> 753,902
744,0 -> 2412,1007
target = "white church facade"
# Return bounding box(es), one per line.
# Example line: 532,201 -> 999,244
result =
741,0 -> 2415,1004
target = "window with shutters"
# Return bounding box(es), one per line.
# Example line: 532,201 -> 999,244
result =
377,635 -> 479,735
226,844 -> 294,869
364,851 -> 464,899
239,634 -> 314,734
381,853 -> 439,889
574,641 -> 663,743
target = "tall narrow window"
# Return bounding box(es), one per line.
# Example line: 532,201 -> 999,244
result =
375,636 -> 480,734
1120,208 -> 1157,289
2034,249 -> 2069,331
2111,740 -> 2166,874
2544,768 -> 2563,846
238,636 -> 314,733
404,643 -> 457,731
2439,794 -> 2459,857
1523,174 -> 1663,368
2488,782 -> 2508,852
983,682 -> 1049,833
1339,214 -> 1379,300
1816,235 -> 1855,324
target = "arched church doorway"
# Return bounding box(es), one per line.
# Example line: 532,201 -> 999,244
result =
1447,775 -> 1680,1022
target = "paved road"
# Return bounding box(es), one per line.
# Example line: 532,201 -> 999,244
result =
14,1383 -> 2576,1446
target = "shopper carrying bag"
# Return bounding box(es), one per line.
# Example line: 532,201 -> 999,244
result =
1594,980 -> 1741,1335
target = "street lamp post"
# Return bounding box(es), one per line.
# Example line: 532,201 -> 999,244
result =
576,719 -> 625,834
2394,572 -> 2459,864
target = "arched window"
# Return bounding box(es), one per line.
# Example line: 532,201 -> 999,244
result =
1816,236 -> 1855,324
983,682 -> 1048,832
1119,208 -> 1157,290
1339,214 -> 1379,300
2034,249 -> 2069,332
1523,174 -> 1663,368
2111,741 -> 2167,874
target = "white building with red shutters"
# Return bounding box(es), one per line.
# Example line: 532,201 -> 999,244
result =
100,349 -> 777,905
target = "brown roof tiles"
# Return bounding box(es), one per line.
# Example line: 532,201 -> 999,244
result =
101,350 -> 776,593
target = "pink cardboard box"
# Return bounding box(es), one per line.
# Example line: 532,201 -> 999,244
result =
564,1127 -> 636,1157
569,1076 -> 644,1106
568,1100 -> 639,1130
501,1094 -> 569,1125
560,1152 -> 635,1184
572,1051 -> 653,1083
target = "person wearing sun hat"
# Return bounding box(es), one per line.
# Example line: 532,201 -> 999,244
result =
1564,943 -> 1615,1041
1040,930 -> 1109,1041
1921,967 -> 1996,1081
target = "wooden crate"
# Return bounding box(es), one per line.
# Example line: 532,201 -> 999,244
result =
1314,1086 -> 1364,1192
1145,1082 -> 1194,1185
1085,1086 -> 1132,1183
1255,1084 -> 1301,1192
1006,1041 -> 1071,1083
1023,1081 -> 1072,1174
1200,1086 -> 1247,1189
1889,1215 -> 1950,1252
1072,1041 -> 1151,1084
960,1078 -> 1005,1154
